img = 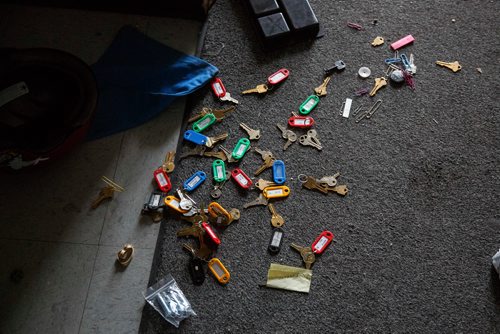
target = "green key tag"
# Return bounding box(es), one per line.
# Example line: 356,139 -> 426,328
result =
299,95 -> 320,115
232,138 -> 251,160
192,113 -> 216,132
212,159 -> 226,182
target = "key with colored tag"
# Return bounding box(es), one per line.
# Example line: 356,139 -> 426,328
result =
231,168 -> 253,189
272,160 -> 286,185
232,138 -> 251,160
184,130 -> 209,146
268,228 -> 284,255
153,168 -> 172,193
299,95 -> 320,115
211,77 -> 238,104
311,230 -> 334,254
267,68 -> 290,85
183,171 -> 207,192
288,115 -> 315,128
202,222 -> 221,245
212,160 -> 226,183
263,185 -> 290,199
208,258 -> 230,284
192,113 -> 216,132
164,195 -> 189,214
207,202 -> 233,226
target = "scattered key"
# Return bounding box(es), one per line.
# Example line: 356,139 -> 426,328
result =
212,106 -> 236,121
268,203 -> 284,227
91,185 -> 115,209
219,145 -> 237,163
211,77 -> 239,104
283,131 -> 297,151
255,179 -> 277,191
210,170 -> 231,199
240,123 -> 261,140
206,132 -> 228,148
179,146 -> 206,160
369,77 -> 387,97
435,60 -> 462,72
162,151 -> 175,173
371,36 -> 385,46
325,185 -> 349,196
314,75 -> 331,97
324,60 -> 346,75
220,92 -> 239,104
290,243 -> 316,269
299,175 -> 328,194
203,149 -> 227,161
242,84 -> 269,95
254,155 -> 275,176
298,129 -> 322,150
409,53 -> 417,74
243,193 -> 269,209
317,172 -> 340,187
177,188 -> 195,211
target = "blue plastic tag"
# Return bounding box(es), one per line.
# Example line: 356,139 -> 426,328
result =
184,130 -> 208,146
272,160 -> 286,185
183,171 -> 207,192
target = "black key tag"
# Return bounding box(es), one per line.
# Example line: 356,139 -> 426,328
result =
189,258 -> 206,285
268,228 -> 284,255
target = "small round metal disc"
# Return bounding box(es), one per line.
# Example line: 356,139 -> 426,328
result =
358,67 -> 371,78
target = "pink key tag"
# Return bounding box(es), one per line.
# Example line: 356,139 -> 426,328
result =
267,68 -> 290,86
390,34 -> 415,50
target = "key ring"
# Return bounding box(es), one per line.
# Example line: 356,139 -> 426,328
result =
298,174 -> 308,183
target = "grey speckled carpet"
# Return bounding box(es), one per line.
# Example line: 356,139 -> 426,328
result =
140,0 -> 500,333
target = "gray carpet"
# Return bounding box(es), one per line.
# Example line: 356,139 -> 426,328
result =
139,0 -> 500,332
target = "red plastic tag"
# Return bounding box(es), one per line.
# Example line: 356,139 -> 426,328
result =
153,168 -> 172,193
288,115 -> 315,128
311,230 -> 334,254
211,77 -> 227,98
202,222 -> 221,245
267,68 -> 290,85
231,168 -> 253,189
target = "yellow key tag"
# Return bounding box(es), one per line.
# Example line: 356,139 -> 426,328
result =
208,258 -> 230,284
263,185 -> 290,199
164,195 -> 189,213
208,202 -> 232,224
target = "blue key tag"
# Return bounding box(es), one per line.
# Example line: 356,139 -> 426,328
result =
272,160 -> 286,184
183,171 -> 207,192
184,130 -> 208,145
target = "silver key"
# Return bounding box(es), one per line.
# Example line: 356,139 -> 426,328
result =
317,172 -> 340,187
283,130 -> 297,150
254,147 -> 273,160
276,123 -> 288,139
219,145 -> 237,163
177,188 -> 195,210
220,92 -> 239,104
409,53 -> 417,74
179,146 -> 206,160
240,123 -> 261,140
243,193 -> 268,209
298,129 -> 322,150
210,170 -> 231,199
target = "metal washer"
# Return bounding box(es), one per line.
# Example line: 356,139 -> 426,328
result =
358,67 -> 371,78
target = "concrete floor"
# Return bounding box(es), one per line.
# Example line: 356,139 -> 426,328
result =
0,4 -> 200,333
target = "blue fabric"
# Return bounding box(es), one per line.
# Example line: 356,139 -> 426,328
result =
87,25 -> 218,140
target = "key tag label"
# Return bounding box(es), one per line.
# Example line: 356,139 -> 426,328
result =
211,77 -> 227,98
299,95 -> 320,115
267,68 -> 290,86
184,130 -> 208,146
272,160 -> 286,185
192,113 -> 216,133
208,202 -> 232,225
212,160 -> 226,183
183,171 -> 207,192
145,190 -> 165,210
288,115 -> 315,128
231,168 -> 253,189
263,185 -> 290,199
202,222 -> 221,245
189,258 -> 206,285
268,228 -> 284,255
311,230 -> 334,254
232,138 -> 251,160
153,168 -> 172,193
208,258 -> 230,284
164,195 -> 189,213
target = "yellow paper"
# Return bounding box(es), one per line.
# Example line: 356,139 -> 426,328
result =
266,263 -> 312,293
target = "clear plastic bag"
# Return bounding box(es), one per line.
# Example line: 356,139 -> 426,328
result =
144,274 -> 196,327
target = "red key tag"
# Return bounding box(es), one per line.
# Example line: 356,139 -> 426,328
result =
311,230 -> 334,254
231,168 -> 253,189
153,168 -> 172,193
211,77 -> 227,99
288,115 -> 315,128
267,68 -> 290,86
202,222 -> 221,245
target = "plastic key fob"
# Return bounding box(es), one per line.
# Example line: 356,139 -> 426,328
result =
263,185 -> 290,199
272,160 -> 286,185
267,68 -> 290,85
189,258 -> 206,286
153,168 -> 172,193
202,222 -> 221,245
232,138 -> 251,160
268,228 -> 284,255
231,168 -> 253,189
390,34 -> 414,50
145,190 -> 165,210
208,202 -> 232,225
208,258 -> 230,284
211,77 -> 227,99
288,115 -> 315,128
164,195 -> 189,213
311,230 -> 334,254
183,171 -> 207,192
184,130 -> 208,146
299,95 -> 320,115
212,160 -> 226,183
192,113 -> 216,133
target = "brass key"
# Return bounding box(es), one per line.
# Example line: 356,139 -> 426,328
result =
314,75 -> 331,97
435,60 -> 462,72
206,132 -> 228,148
268,203 -> 284,227
255,179 -> 277,191
162,151 -> 175,173
242,84 -> 268,95
91,185 -> 115,209
219,145 -> 237,163
212,106 -> 236,121
177,222 -> 204,238
203,149 -> 227,161
290,243 -> 316,269
179,145 -> 206,160
317,172 -> 341,187
300,175 -> 329,194
327,185 -> 349,196
254,148 -> 274,160
187,107 -> 210,123
240,123 -> 261,140
243,193 -> 268,209
254,155 -> 275,176
369,77 -> 387,96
